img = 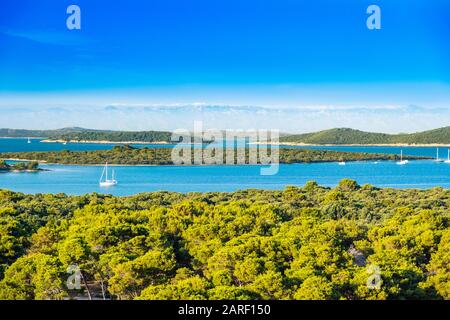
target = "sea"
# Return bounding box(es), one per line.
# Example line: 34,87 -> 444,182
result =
0,138 -> 449,195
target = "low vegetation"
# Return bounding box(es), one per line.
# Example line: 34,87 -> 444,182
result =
0,127 -> 91,138
281,127 -> 450,145
0,145 -> 425,165
0,160 -> 39,172
0,127 -> 174,143
0,181 -> 449,300
51,130 -> 174,143
3,126 -> 450,145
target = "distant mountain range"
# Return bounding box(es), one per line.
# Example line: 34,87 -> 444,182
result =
1,126 -> 450,145
280,127 -> 450,145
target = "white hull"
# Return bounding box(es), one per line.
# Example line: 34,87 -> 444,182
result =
99,162 -> 118,187
397,150 -> 408,165
100,180 -> 118,187
338,162 -> 346,166
435,148 -> 443,162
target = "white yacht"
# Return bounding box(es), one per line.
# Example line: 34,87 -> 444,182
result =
396,150 -> 408,165
445,149 -> 450,164
99,162 -> 118,187
435,148 -> 444,162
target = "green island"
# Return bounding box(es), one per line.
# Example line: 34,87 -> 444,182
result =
0,127 -> 208,144
0,145 -> 427,165
0,160 -> 40,172
0,127 -> 93,138
280,126 -> 450,145
0,127 -> 175,143
48,130 -> 175,143
0,180 -> 449,300
2,126 -> 450,145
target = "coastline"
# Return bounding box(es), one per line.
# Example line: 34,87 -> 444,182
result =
40,139 -> 171,145
1,158 -> 430,167
269,142 -> 450,147
3,137 -> 449,147
0,170 -> 39,172
0,167 -> 46,172
0,136 -> 47,139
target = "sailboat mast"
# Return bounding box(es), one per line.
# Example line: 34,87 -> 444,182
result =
105,162 -> 108,181
99,166 -> 105,182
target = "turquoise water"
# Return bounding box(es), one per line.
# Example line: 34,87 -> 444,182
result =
297,145 -> 450,158
0,161 -> 449,196
1,138 -> 449,158
0,138 -> 449,195
0,138 -> 178,152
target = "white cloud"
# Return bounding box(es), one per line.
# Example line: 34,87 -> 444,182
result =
0,103 -> 449,133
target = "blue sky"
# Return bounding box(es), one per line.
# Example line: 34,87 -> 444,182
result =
0,0 -> 449,132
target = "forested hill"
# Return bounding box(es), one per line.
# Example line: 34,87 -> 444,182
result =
0,127 -> 91,138
0,128 -> 175,143
50,130 -> 174,143
280,127 -> 450,145
0,183 -> 449,300
3,126 -> 450,144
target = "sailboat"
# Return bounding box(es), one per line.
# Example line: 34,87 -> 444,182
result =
435,148 -> 443,162
338,161 -> 346,166
396,150 -> 408,165
27,137 -> 31,144
99,162 -> 118,187
445,149 -> 450,164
